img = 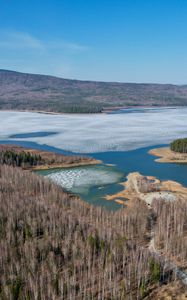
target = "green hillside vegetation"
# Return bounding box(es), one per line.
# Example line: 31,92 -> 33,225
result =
1,70 -> 187,113
0,150 -> 42,167
170,138 -> 187,153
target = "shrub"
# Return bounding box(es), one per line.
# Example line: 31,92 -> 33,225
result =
170,138 -> 187,153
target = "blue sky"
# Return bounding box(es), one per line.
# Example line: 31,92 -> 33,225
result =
0,0 -> 187,83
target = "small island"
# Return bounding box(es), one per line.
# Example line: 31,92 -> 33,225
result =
149,138 -> 187,163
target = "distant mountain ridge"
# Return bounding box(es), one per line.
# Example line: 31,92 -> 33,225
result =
0,69 -> 187,113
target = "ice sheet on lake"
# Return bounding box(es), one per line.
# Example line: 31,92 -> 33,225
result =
1,108 -> 187,153
45,166 -> 123,194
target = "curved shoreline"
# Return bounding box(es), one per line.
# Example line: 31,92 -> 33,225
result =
149,147 -> 187,163
0,144 -> 102,171
31,159 -> 102,171
105,172 -> 187,207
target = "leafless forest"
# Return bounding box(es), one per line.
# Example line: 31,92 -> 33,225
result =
152,198 -> 187,266
0,164 -> 186,299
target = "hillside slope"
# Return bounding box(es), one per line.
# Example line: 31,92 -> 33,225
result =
0,69 -> 187,113
1,164 -> 186,299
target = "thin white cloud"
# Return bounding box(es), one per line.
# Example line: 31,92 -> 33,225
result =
0,30 -> 89,52
48,40 -> 90,51
0,30 -> 44,50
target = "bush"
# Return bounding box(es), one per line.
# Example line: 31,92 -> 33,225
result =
170,138 -> 187,153
149,258 -> 161,282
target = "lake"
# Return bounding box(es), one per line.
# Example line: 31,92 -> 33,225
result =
36,144 -> 187,210
1,108 -> 187,210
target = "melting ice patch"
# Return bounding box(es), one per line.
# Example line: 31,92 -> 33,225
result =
44,166 -> 123,194
1,108 -> 187,153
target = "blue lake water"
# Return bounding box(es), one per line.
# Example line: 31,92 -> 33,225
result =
37,165 -> 125,210
92,145 -> 187,186
1,138 -> 187,210
9,131 -> 58,139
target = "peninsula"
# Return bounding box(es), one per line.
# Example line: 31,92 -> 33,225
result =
105,172 -> 187,207
0,144 -> 101,170
149,138 -> 187,163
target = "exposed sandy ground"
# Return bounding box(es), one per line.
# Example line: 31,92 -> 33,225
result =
105,172 -> 187,206
149,147 -> 187,163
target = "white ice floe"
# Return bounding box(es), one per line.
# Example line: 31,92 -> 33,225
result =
1,107 -> 187,153
45,166 -> 123,193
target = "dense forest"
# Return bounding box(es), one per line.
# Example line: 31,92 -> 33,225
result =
170,138 -> 187,153
0,163 -> 186,299
0,149 -> 42,167
1,70 -> 187,113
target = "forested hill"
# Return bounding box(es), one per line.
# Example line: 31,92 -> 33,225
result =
1,69 -> 187,113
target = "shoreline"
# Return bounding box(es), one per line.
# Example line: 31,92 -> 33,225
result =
31,159 -> 102,171
0,105 -> 181,116
149,147 -> 187,163
104,172 -> 187,207
0,144 -> 102,171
